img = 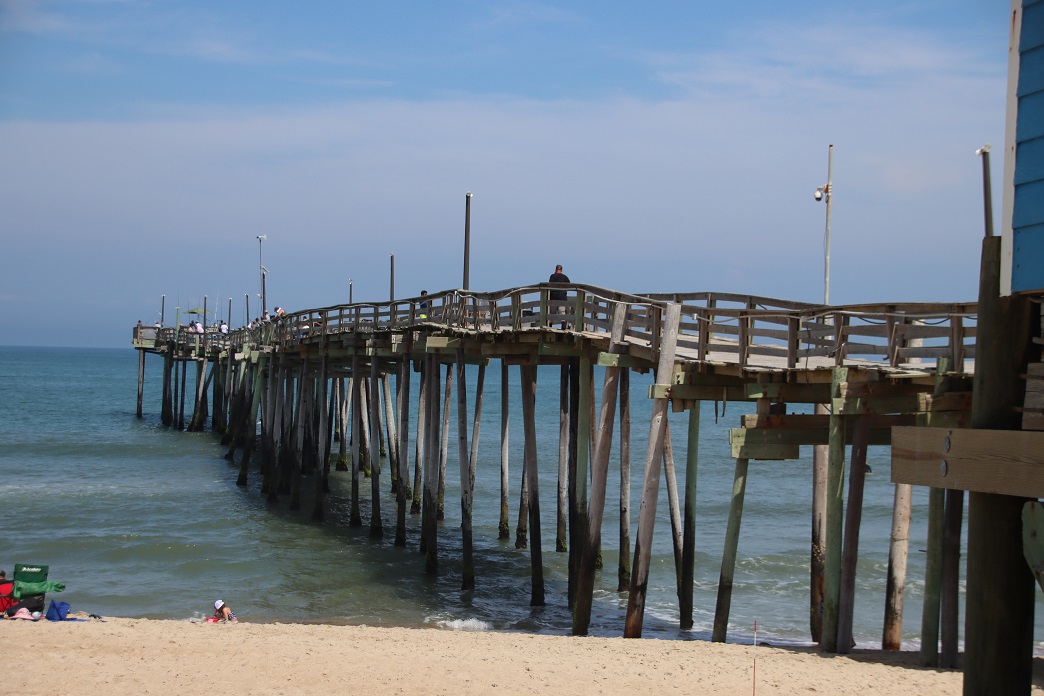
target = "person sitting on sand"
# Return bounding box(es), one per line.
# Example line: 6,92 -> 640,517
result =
213,600 -> 237,622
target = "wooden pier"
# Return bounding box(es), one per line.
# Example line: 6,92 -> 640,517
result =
130,282 -> 1040,660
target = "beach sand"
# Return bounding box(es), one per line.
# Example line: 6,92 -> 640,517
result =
4,616 -> 1042,695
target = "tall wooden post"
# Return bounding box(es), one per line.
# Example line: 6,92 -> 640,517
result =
573,306 -> 625,634
618,369 -> 632,592
369,356 -> 383,539
921,487 -> 945,665
837,415 -> 870,653
810,404 -> 829,642
662,422 -> 684,594
438,364 -> 452,521
382,374 -> 400,493
680,401 -> 700,629
963,236 -> 1035,694
711,456 -> 750,642
499,360 -> 511,540
882,482 -> 912,650
456,348 -> 474,589
520,363 -> 544,606
557,364 -> 570,552
624,303 -> 681,638
413,359 -> 427,516
940,488 -> 963,668
395,360 -> 411,547
423,352 -> 441,573
136,350 -> 145,418
820,367 -> 848,653
349,353 -> 363,527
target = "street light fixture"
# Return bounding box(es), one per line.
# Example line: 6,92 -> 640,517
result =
257,235 -> 268,315
814,145 -> 834,304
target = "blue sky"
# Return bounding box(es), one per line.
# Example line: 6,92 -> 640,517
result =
0,1 -> 1009,347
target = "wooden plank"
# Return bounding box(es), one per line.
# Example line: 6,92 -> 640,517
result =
740,413 -> 915,430
729,440 -> 801,460
891,426 -> 1044,497
730,426 -> 892,448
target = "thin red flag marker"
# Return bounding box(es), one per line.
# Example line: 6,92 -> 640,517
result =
752,619 -> 758,696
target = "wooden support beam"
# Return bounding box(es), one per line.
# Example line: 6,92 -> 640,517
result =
891,426 -> 1044,497
395,360 -> 410,547
499,360 -> 511,540
456,347 -> 474,589
618,369 -> 632,593
573,306 -> 624,635
680,402 -> 700,629
625,303 -> 681,638
882,482 -> 912,650
520,363 -> 544,606
837,416 -> 870,653
821,368 -> 848,653
711,457 -> 750,642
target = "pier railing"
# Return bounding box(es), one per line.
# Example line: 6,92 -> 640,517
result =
134,285 -> 977,372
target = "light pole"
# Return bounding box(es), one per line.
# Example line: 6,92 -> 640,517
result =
463,191 -> 473,290
257,235 -> 268,315
815,145 -> 834,304
349,278 -> 353,304
976,145 -> 994,237
390,253 -> 395,300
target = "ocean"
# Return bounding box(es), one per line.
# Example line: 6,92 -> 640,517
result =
1,345 -> 1040,650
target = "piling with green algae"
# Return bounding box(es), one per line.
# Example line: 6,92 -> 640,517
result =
520,362 -> 544,606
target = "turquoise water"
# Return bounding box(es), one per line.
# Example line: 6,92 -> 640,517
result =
0,345 -> 1039,649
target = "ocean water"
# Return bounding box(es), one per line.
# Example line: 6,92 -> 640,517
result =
1,345 -> 1040,650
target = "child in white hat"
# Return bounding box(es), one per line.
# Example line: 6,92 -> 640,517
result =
213,600 -> 237,622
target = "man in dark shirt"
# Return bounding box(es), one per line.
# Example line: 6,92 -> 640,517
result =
548,264 -> 570,327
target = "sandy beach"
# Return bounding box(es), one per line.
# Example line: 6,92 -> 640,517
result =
6,616 -> 1040,695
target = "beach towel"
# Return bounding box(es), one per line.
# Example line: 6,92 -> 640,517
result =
46,600 -> 70,621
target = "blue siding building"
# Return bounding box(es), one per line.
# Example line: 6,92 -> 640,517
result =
1005,0 -> 1044,294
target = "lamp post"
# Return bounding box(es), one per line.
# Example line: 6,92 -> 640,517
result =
390,253 -> 395,300
349,278 -> 353,304
815,145 -> 834,304
257,235 -> 268,315
463,191 -> 473,290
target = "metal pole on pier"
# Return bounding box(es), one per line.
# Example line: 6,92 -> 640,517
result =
257,235 -> 268,315
815,145 -> 834,305
463,191 -> 472,290
349,278 -> 353,304
161,295 -> 166,327
390,254 -> 395,300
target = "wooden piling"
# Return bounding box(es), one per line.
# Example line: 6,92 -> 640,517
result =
557,364 -> 569,552
424,352 -> 441,573
395,359 -> 411,547
312,357 -> 329,522
920,487 -> 945,666
456,348 -> 474,589
499,360 -> 511,540
820,368 -> 848,653
369,358 -> 383,539
680,402 -> 700,629
662,421 -> 684,594
350,353 -> 363,527
711,456 -> 750,642
136,349 -> 145,418
520,363 -> 544,606
837,415 -> 870,653
810,405 -> 829,643
882,482 -> 912,650
939,488 -> 963,668
438,364 -> 452,521
573,305 -> 625,635
618,368 -> 631,593
413,360 -> 427,516
624,303 -> 681,638
382,374 -> 400,493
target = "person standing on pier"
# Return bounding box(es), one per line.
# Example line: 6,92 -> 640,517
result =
548,264 -> 570,327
